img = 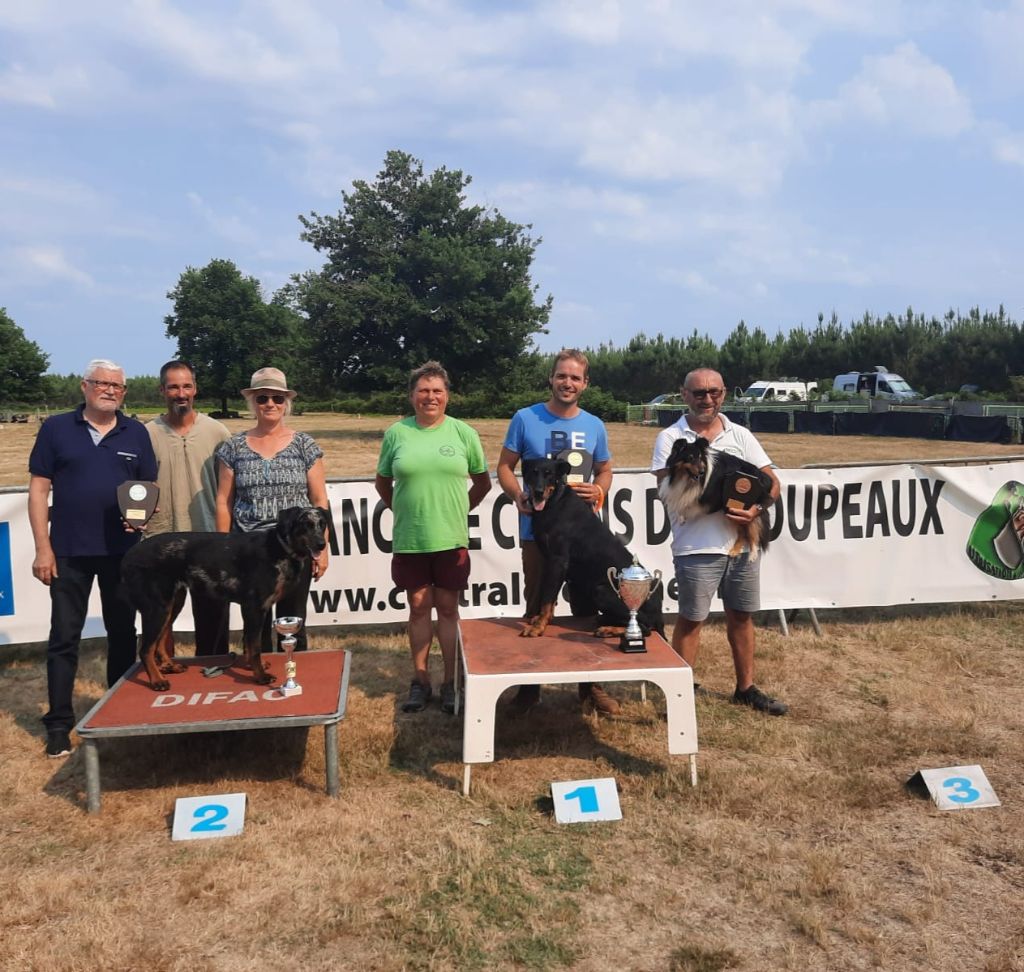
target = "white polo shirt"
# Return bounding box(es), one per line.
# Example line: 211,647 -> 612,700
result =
650,414 -> 773,557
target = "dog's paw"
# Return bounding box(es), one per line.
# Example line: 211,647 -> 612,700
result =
254,672 -> 276,685
150,678 -> 171,692
159,661 -> 186,675
593,625 -> 624,638
520,624 -> 545,638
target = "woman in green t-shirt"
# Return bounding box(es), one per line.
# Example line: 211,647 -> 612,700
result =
375,362 -> 492,714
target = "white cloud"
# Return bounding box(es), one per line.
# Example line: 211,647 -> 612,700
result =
185,192 -> 261,248
816,41 -> 972,137
990,130 -> 1024,167
657,267 -> 721,296
978,0 -> 1024,90
575,87 -> 801,194
8,245 -> 94,287
0,62 -> 96,108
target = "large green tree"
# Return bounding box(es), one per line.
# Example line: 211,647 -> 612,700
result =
0,308 -> 49,404
165,259 -> 300,413
290,150 -> 551,393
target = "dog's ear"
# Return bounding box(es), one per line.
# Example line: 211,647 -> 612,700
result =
556,459 -> 572,479
694,437 -> 709,455
275,506 -> 302,536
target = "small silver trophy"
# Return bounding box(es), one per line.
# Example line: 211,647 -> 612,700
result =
273,616 -> 304,697
607,558 -> 662,653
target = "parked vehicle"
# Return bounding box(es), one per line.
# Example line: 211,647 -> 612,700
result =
641,393 -> 683,424
735,379 -> 817,403
832,366 -> 918,401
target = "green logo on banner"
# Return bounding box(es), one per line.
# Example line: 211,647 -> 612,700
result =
966,481 -> 1024,580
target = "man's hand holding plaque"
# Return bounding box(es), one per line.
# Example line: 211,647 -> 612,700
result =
117,481 -> 160,530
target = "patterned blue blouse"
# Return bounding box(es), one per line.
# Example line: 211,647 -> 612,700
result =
216,430 -> 324,532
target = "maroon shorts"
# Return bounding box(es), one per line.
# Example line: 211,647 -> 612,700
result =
391,548 -> 471,591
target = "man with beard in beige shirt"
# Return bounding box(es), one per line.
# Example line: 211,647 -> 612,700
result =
147,359 -> 231,656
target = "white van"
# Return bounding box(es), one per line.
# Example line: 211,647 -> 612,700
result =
832,366 -> 918,401
735,379 -> 817,403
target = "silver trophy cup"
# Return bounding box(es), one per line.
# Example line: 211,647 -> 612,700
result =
607,558 -> 662,653
273,616 -> 304,697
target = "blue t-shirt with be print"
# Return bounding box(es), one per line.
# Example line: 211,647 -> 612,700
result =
503,403 -> 610,542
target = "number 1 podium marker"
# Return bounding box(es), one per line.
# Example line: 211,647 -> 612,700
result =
551,778 -> 622,823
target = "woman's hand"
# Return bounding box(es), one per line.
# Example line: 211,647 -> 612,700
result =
312,547 -> 329,580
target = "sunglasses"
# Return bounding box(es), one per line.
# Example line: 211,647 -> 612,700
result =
255,394 -> 287,405
687,387 -> 724,399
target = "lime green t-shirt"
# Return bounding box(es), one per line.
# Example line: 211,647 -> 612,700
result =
377,416 -> 488,553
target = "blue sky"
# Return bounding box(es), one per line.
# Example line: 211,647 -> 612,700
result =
3,1 -> 1024,379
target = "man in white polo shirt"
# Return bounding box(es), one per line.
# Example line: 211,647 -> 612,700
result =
651,367 -> 787,715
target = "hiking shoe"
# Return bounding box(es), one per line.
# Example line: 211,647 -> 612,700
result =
440,681 -> 459,715
401,680 -> 432,712
579,683 -> 621,716
46,730 -> 72,758
510,684 -> 541,713
732,684 -> 788,716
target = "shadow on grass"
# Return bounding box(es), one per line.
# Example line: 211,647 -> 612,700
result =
43,726 -> 313,810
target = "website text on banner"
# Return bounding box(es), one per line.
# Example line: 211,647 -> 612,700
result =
1,461 -> 1021,645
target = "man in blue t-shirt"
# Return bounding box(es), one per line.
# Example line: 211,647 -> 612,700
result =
496,349 -> 618,715
28,359 -> 158,758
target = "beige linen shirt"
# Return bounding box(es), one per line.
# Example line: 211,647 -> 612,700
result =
146,412 -> 230,534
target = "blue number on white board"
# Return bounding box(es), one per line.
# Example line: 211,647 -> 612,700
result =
942,777 -> 980,804
191,803 -> 229,832
563,785 -> 599,814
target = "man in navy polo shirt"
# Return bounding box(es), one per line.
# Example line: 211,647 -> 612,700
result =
28,358 -> 157,758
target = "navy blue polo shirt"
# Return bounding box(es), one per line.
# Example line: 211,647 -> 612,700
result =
29,405 -> 158,557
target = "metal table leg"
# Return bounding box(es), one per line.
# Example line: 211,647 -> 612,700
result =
83,739 -> 101,814
324,723 -> 339,797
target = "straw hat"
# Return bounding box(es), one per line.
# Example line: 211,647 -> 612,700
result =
241,367 -> 297,399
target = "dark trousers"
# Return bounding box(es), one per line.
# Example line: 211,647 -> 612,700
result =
43,555 -> 137,733
191,586 -> 231,657
259,556 -> 313,652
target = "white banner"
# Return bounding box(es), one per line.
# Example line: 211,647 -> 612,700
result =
2,461 -> 1022,646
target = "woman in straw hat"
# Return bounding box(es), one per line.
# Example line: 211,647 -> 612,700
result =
215,367 -> 329,652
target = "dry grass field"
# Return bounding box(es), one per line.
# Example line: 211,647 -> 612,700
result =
2,412 -> 1023,971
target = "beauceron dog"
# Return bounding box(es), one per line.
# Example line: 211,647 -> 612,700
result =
520,458 -> 665,639
658,436 -> 773,560
121,506 -> 330,691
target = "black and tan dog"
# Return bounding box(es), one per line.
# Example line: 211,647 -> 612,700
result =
520,458 -> 665,639
658,436 -> 773,560
121,506 -> 330,691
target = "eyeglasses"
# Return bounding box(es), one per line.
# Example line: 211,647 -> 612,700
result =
255,394 -> 287,405
86,379 -> 126,392
687,387 -> 724,399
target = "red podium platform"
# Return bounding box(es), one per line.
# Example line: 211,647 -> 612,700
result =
457,618 -> 698,794
75,649 -> 351,813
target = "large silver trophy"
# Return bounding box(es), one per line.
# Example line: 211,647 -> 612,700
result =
273,616 -> 304,697
607,558 -> 662,653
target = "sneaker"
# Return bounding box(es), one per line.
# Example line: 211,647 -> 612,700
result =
46,730 -> 72,758
510,684 -> 541,713
401,680 -> 432,713
579,683 -> 621,716
732,684 -> 788,716
440,681 -> 459,715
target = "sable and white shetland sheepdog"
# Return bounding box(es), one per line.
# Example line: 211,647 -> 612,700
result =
658,436 -> 774,560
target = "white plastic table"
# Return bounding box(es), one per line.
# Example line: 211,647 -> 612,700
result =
457,618 -> 699,795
